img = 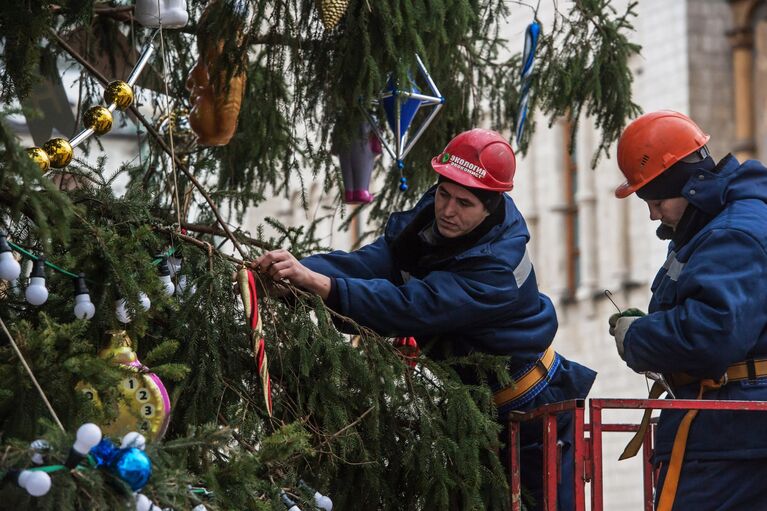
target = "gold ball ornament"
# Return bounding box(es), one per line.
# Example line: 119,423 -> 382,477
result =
26,147 -> 50,172
76,331 -> 171,442
83,105 -> 113,136
42,138 -> 74,168
104,80 -> 134,110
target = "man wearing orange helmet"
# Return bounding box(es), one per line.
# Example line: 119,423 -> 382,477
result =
257,128 -> 596,510
612,110 -> 767,510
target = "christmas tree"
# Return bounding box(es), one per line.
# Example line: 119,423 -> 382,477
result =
0,1 -> 639,509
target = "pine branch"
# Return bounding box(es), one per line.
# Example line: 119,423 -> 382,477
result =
180,222 -> 274,251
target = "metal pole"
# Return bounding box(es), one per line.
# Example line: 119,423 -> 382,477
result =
589,401 -> 604,511
510,421 -> 522,511
415,53 -> 442,97
573,405 -> 587,511
401,103 -> 443,160
125,30 -> 159,87
544,414 -> 558,510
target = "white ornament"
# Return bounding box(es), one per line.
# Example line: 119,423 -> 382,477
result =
134,0 -> 189,28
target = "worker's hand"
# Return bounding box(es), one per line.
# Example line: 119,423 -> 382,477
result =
254,249 -> 331,300
612,316 -> 641,360
608,308 -> 646,336
255,249 -> 312,287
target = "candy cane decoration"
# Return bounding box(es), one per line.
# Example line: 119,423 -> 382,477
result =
237,268 -> 273,416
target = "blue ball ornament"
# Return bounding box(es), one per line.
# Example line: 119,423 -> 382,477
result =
89,439 -> 152,491
90,438 -> 119,467
113,447 -> 152,491
399,183 -> 409,191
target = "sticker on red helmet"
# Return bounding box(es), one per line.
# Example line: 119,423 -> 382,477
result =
447,154 -> 487,179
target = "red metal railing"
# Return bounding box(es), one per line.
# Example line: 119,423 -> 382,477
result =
507,399 -> 586,511
507,398 -> 767,511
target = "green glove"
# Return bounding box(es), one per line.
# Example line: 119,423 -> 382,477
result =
608,308 -> 645,336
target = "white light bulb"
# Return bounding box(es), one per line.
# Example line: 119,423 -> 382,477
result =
18,470 -> 52,497
314,492 -> 333,510
0,251 -> 20,281
135,493 -> 158,511
159,274 -> 175,296
281,492 -> 302,511
73,423 -> 102,454
167,256 -> 182,277
74,294 -> 96,320
30,439 -> 50,465
116,298 -> 132,323
176,275 -> 187,294
139,292 -> 151,311
121,431 -> 147,450
25,277 -> 48,305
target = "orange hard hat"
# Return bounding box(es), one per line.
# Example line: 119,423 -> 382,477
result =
431,129 -> 516,192
615,110 -> 710,198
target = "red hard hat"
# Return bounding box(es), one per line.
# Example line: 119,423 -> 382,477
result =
615,110 -> 710,198
431,129 -> 516,192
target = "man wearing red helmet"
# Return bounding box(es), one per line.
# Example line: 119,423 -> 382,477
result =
611,110 -> 767,510
257,128 -> 596,510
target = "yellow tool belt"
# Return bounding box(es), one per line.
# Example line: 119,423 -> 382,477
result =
623,356 -> 767,511
493,345 -> 556,409
666,357 -> 767,388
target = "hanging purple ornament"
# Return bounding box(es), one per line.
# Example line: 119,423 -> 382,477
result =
334,123 -> 383,204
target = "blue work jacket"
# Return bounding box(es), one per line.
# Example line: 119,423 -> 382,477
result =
303,186 -> 595,412
623,155 -> 767,461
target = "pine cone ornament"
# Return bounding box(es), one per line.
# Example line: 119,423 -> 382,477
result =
317,0 -> 349,29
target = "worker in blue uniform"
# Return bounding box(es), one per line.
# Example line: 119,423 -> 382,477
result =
257,128 -> 596,510
611,110 -> 767,510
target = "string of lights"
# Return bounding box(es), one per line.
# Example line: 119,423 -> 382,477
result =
1,230 -> 179,321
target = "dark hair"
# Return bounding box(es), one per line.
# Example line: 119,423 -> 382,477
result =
437,175 -> 504,212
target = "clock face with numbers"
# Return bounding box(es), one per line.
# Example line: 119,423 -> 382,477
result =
77,332 -> 171,442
